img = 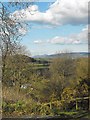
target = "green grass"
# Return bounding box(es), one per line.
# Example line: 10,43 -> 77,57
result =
32,66 -> 49,70
28,63 -> 49,70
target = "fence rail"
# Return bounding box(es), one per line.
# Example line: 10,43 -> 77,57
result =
41,96 -> 90,111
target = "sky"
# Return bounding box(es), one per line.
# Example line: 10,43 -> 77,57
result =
9,0 -> 89,56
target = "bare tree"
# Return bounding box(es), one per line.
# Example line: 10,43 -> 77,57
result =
0,2 -> 32,83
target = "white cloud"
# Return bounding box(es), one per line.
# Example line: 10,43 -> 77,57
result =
10,0 -> 89,26
34,26 -> 88,45
50,26 -> 88,44
48,36 -> 66,44
34,40 -> 44,44
48,36 -> 82,45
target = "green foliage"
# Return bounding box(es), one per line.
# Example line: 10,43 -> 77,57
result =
2,101 -> 24,113
49,56 -> 76,100
61,87 -> 76,102
76,58 -> 88,78
2,54 -> 89,117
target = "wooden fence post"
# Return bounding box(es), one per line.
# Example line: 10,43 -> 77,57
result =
76,99 -> 79,110
50,102 -> 52,110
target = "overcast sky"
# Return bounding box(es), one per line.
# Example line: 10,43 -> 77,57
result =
10,0 -> 88,56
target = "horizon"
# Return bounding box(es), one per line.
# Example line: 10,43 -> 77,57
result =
32,51 -> 89,57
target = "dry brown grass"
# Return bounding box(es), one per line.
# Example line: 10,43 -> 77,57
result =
2,86 -> 27,102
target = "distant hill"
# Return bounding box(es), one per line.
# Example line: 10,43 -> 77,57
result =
33,52 -> 89,59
